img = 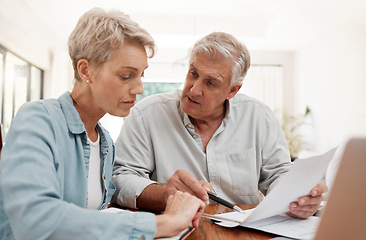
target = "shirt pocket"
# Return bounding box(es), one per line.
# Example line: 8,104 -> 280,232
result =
226,148 -> 257,196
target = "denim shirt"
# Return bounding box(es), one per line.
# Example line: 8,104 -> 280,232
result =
0,92 -> 156,240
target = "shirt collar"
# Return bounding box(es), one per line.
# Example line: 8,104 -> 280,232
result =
58,91 -> 86,134
222,99 -> 231,126
177,90 -> 232,127
177,91 -> 192,128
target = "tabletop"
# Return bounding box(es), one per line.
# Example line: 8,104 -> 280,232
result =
186,204 -> 278,240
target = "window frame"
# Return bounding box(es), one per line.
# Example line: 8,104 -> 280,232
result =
0,44 -> 44,134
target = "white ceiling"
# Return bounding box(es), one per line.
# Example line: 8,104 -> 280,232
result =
20,0 -> 366,52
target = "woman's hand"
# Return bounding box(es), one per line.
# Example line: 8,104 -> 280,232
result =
154,191 -> 205,238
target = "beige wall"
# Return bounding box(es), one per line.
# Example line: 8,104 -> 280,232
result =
295,23 -> 366,152
2,0 -> 365,148
0,0 -> 74,99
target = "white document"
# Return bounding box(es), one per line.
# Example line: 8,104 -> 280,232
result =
209,211 -> 319,239
101,207 -> 126,213
204,148 -> 337,239
243,214 -> 319,239
244,147 -> 336,223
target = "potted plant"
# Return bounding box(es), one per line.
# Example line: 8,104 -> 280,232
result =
280,107 -> 311,161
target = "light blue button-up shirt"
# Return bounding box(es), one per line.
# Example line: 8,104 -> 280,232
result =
0,92 -> 156,240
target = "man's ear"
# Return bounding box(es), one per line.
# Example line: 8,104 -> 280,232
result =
226,85 -> 242,100
77,59 -> 91,83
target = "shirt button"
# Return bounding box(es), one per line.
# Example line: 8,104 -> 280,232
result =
188,124 -> 193,128
103,176 -> 106,180
208,158 -> 212,162
193,134 -> 198,139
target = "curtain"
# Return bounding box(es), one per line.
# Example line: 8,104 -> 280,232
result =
239,65 -> 283,112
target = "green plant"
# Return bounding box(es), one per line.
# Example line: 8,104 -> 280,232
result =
280,107 -> 311,160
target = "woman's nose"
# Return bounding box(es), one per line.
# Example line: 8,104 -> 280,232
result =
130,78 -> 144,95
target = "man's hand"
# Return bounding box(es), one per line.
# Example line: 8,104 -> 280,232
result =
287,182 -> 328,219
166,169 -> 212,205
136,169 -> 212,211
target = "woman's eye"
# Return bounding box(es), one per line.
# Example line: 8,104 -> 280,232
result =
120,75 -> 130,80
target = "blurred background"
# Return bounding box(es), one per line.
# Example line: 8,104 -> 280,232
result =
1,0 -> 365,157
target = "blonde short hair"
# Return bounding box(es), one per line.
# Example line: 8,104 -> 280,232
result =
68,8 -> 156,81
189,32 -> 250,86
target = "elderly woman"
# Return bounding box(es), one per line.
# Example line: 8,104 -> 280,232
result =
0,8 -> 204,240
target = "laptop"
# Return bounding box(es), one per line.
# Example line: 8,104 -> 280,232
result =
312,138 -> 366,240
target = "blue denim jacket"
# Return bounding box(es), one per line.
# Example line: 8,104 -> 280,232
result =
0,92 -> 156,240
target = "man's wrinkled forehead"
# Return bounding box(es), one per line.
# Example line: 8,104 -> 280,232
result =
189,50 -> 233,66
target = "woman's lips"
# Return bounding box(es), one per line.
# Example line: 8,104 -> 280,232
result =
123,100 -> 135,107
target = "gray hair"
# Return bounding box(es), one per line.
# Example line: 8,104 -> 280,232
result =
189,32 -> 251,86
68,7 -> 156,81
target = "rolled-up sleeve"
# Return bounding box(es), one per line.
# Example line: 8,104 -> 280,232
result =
112,107 -> 158,209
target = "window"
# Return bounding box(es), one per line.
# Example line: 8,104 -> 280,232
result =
239,64 -> 284,112
0,45 -> 44,136
100,80 -> 184,141
137,82 -> 183,102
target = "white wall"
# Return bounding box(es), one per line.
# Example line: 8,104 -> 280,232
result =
3,0 -> 366,148
0,0 -> 52,70
295,21 -> 366,152
0,0 -> 74,99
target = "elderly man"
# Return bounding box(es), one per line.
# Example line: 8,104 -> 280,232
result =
112,32 -> 326,219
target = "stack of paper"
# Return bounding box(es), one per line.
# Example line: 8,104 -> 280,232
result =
203,148 -> 337,239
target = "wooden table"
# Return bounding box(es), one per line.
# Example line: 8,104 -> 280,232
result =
186,204 -> 278,240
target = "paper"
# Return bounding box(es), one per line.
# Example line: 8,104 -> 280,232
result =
210,211 -> 319,239
155,227 -> 194,240
203,148 -> 336,239
201,210 -> 252,227
244,147 -> 336,223
243,214 -> 319,239
101,207 -> 126,213
246,214 -> 319,239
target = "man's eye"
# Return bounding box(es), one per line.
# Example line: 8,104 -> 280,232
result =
190,71 -> 198,78
207,81 -> 215,86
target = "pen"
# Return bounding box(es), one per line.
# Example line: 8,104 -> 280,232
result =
201,213 -> 243,225
207,192 -> 245,213
178,226 -> 194,240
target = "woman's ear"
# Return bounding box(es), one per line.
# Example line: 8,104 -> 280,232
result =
77,59 -> 91,83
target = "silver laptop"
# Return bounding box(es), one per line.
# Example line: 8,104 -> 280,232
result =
313,138 -> 366,240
